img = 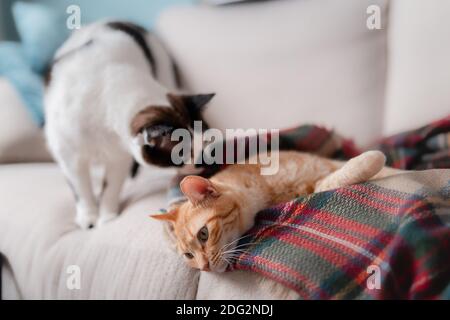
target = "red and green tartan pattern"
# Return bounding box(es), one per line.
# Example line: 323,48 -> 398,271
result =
377,116 -> 450,170
231,174 -> 450,299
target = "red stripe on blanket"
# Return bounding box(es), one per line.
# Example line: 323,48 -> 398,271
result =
302,212 -> 394,247
289,206 -> 388,239
336,188 -> 412,215
253,256 -> 326,298
274,231 -> 374,274
351,184 -> 417,205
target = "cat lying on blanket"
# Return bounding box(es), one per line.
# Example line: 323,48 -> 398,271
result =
152,150 -> 401,273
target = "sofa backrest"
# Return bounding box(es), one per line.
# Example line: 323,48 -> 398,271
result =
158,0 -> 450,146
157,0 -> 389,146
383,0 -> 450,135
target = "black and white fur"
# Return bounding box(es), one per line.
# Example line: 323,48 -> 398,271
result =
44,21 -> 213,229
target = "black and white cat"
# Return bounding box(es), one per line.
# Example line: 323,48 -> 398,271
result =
44,21 -> 214,229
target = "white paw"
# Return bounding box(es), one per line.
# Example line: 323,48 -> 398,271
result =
97,212 -> 118,227
75,205 -> 98,229
314,183 -> 330,193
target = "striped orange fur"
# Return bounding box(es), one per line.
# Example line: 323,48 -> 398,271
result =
152,150 -> 399,273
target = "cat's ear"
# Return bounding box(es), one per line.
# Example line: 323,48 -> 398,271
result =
180,175 -> 219,205
150,209 -> 178,223
167,93 -> 215,115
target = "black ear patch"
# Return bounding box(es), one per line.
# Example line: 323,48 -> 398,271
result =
167,93 -> 215,123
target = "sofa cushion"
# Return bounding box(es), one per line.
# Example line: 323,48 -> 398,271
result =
156,0 -> 388,146
0,78 -> 52,163
384,0 -> 450,135
197,270 -> 296,300
0,163 -> 199,299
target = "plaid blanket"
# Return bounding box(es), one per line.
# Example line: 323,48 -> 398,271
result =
168,116 -> 450,299
232,170 -> 450,299
377,117 -> 450,170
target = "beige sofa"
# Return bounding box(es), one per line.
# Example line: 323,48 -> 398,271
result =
1,0 -> 450,299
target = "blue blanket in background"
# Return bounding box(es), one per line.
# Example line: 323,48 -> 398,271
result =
0,41 -> 45,126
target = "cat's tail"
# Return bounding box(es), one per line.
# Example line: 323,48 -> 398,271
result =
315,150 -> 386,192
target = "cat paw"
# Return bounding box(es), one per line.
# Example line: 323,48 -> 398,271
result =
314,183 -> 331,193
75,206 -> 98,229
97,212 -> 118,227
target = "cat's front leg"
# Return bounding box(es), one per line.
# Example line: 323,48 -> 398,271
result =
57,156 -> 98,229
315,151 -> 386,192
97,157 -> 132,227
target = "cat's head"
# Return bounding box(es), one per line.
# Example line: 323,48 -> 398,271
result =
151,175 -> 243,272
130,93 -> 214,167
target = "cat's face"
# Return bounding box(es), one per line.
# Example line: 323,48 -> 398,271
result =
152,176 -> 242,272
130,93 -> 214,168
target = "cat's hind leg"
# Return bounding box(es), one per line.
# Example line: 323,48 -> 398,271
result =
315,150 -> 386,192
97,156 -> 132,227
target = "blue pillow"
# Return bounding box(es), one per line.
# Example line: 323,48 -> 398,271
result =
12,1 -> 69,75
0,42 -> 45,126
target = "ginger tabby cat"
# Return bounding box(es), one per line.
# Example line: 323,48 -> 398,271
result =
152,150 -> 400,297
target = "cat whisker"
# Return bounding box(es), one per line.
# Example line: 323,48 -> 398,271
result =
218,241 -> 256,258
220,234 -> 253,252
221,242 -> 258,254
215,241 -> 258,268
222,253 -> 244,264
217,250 -> 238,265
220,249 -> 251,263
213,236 -> 258,270
221,249 -> 250,255
215,254 -> 232,268
231,241 -> 259,249
223,253 -> 246,261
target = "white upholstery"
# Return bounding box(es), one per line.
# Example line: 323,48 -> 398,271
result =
197,271 -> 286,300
2,0 -> 450,300
0,78 -> 52,163
157,0 -> 389,146
384,0 -> 450,135
0,164 -> 199,299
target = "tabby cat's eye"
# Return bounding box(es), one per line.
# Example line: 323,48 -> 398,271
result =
197,226 -> 209,243
184,252 -> 194,259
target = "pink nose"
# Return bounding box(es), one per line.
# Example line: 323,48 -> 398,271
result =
201,262 -> 210,271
